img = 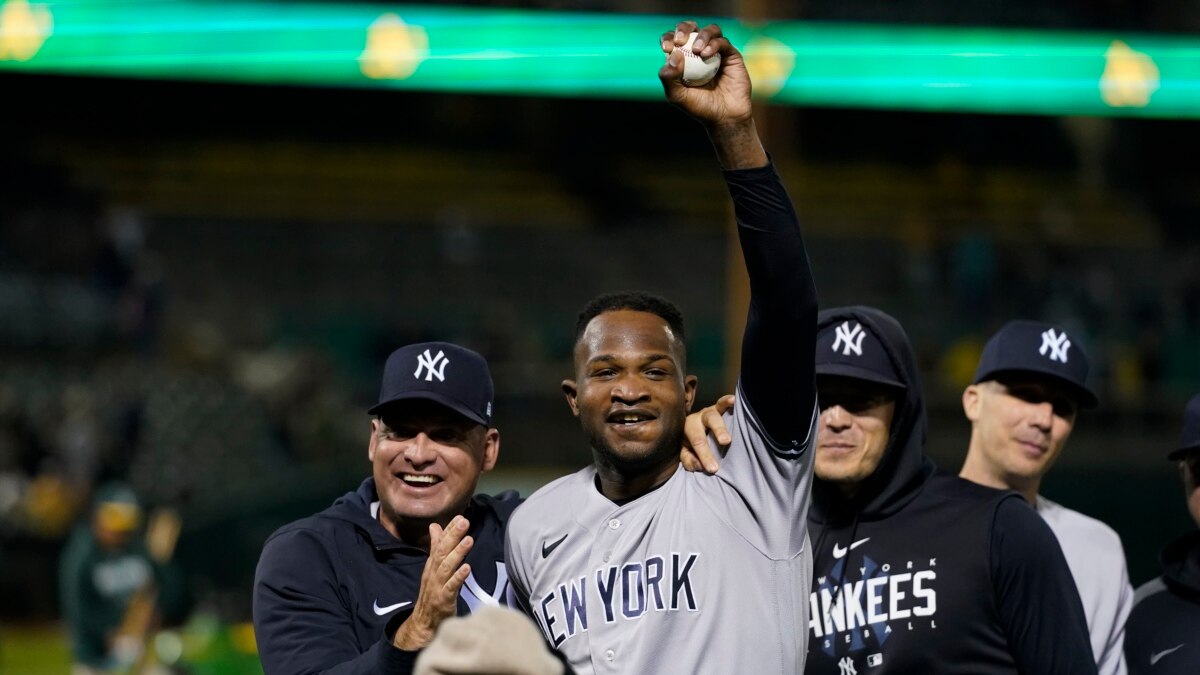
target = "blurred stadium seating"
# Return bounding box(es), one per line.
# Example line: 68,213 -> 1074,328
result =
2,1 -> 1199,673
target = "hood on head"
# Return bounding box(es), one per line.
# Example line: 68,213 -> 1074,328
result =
812,306 -> 932,522
1161,530 -> 1200,596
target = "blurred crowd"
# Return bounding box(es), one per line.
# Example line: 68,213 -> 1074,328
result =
0,6 -> 1197,672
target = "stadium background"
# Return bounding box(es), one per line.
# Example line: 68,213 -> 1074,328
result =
1,0 -> 1198,671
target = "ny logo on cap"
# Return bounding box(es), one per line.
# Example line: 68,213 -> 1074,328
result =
832,321 -> 866,357
1038,329 -> 1071,364
414,349 -> 450,382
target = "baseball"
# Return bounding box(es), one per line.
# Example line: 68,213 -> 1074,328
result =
673,31 -> 721,87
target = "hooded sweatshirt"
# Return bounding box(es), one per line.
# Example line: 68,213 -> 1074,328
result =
253,477 -> 521,675
1124,530 -> 1200,674
805,306 -> 1097,674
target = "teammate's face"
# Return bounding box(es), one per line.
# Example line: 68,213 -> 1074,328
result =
368,400 -> 498,538
962,375 -> 1077,493
1182,452 -> 1200,527
815,376 -> 897,492
563,310 -> 697,475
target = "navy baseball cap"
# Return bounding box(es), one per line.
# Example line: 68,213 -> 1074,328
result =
1167,394 -> 1200,461
815,318 -> 905,390
368,341 -> 494,426
972,320 -> 1099,409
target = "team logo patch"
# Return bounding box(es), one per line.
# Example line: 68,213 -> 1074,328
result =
1038,329 -> 1071,364
810,553 -> 938,662
1149,644 -> 1183,665
372,599 -> 412,615
414,349 -> 450,382
461,561 -> 510,611
832,321 -> 866,357
831,538 -> 870,560
542,534 -> 568,559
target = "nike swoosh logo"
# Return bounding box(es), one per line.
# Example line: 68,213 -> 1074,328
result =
832,538 -> 871,559
1150,644 -> 1184,665
372,600 -> 412,616
541,534 -> 568,559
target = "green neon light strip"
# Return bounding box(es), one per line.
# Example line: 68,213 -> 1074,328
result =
1,0 -> 1197,118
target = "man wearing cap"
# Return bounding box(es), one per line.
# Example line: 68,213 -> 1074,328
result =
1123,394 -> 1200,674
960,320 -> 1134,675
505,22 -> 820,674
253,341 -> 523,675
60,481 -> 187,673
798,307 -> 1097,672
686,306 -> 1096,671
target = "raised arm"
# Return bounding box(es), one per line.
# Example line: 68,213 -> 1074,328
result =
660,21 -> 817,448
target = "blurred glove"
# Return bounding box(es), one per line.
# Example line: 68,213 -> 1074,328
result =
414,605 -> 565,675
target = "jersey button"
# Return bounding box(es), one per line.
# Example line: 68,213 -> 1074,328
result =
605,649 -> 615,662
608,518 -> 620,530
603,552 -> 611,563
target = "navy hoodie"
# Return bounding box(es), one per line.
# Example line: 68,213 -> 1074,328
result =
805,306 -> 1097,674
1125,530 -> 1200,674
253,477 -> 521,675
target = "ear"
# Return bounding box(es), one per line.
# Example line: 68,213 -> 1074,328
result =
481,428 -> 500,472
562,379 -> 580,417
962,385 -> 982,422
683,375 -> 699,412
368,418 -> 380,461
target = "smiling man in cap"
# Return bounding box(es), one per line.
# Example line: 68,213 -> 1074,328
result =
1123,394 -> 1200,674
805,307 -> 1095,673
253,341 -> 522,675
686,307 -> 1096,672
960,320 -> 1133,675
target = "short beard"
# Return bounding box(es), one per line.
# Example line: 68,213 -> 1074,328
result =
584,422 -> 683,480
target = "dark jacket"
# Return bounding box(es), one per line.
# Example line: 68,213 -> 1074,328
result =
252,478 -> 521,675
805,306 -> 1097,675
1125,530 -> 1200,674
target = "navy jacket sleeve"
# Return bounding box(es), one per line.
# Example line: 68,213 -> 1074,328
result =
990,497 -> 1099,674
725,160 -> 818,446
253,527 -> 418,675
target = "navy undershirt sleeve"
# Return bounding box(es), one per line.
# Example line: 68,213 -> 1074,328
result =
990,496 -> 1099,674
724,160 -> 818,447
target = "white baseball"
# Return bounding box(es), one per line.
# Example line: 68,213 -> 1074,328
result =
673,31 -> 721,87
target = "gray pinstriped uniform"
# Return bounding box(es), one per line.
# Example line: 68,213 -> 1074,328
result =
505,394 -> 816,675
507,160 -> 817,674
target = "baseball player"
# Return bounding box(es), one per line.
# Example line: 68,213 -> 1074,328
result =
805,307 -> 1095,673
253,342 -> 524,675
689,307 -> 1098,673
505,20 -> 818,674
252,341 -> 729,674
959,320 -> 1134,674
1124,393 -> 1200,674
59,482 -> 188,673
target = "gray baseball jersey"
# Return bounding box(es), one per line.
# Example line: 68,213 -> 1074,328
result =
505,392 -> 816,675
1037,496 -> 1133,675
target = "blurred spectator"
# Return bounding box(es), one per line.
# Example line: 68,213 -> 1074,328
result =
56,384 -> 105,492
946,227 -> 998,325
96,207 -> 165,354
58,482 -> 189,674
